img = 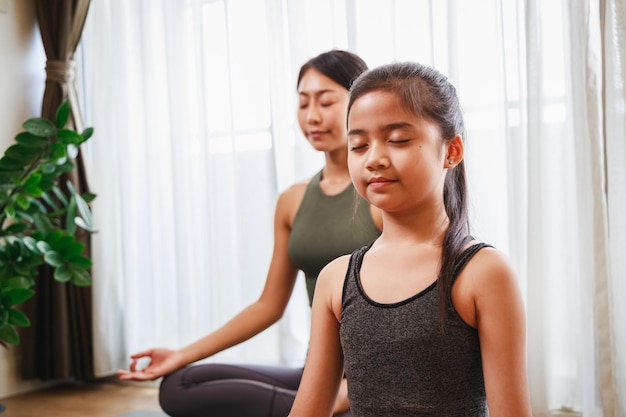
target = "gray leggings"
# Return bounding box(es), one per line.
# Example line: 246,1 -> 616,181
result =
159,363 -> 352,417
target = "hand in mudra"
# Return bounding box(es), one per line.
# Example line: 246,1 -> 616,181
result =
117,348 -> 184,381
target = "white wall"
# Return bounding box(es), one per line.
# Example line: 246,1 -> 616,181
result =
0,0 -> 49,399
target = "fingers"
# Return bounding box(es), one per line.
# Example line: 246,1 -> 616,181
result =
116,369 -> 156,381
129,349 -> 153,360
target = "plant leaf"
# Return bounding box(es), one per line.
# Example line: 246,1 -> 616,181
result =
36,241 -> 53,254
41,191 -> 60,211
15,194 -> 30,209
43,251 -> 64,267
54,264 -> 72,282
2,223 -> 28,235
0,156 -> 26,170
4,144 -> 40,162
21,236 -> 40,254
52,186 -> 69,206
33,213 -> 54,234
70,267 -> 91,286
60,241 -> 84,259
74,193 -> 92,227
69,255 -> 92,270
74,216 -> 95,232
55,99 -> 70,128
0,323 -> 19,345
57,129 -> 82,145
81,127 -> 94,141
2,288 -> 35,306
49,143 -> 67,160
22,118 -> 56,138
15,132 -> 49,149
8,308 -> 30,327
1,276 -> 35,290
81,192 -> 97,203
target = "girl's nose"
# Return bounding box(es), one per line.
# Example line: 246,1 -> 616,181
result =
365,142 -> 390,170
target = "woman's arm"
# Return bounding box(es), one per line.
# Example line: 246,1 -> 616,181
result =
118,186 -> 304,381
288,256 -> 349,417
470,249 -> 532,417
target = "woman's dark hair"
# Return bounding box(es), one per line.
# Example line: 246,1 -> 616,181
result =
348,62 -> 470,321
297,50 -> 368,91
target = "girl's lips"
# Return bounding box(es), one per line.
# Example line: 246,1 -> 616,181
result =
368,177 -> 395,189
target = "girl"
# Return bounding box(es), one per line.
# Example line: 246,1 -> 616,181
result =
117,50 -> 382,417
288,62 -> 532,417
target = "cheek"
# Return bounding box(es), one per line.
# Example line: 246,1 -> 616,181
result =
348,155 -> 364,187
296,110 -> 307,132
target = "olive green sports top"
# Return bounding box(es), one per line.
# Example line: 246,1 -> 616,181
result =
288,170 -> 381,306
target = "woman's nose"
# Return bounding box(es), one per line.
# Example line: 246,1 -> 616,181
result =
306,105 -> 321,124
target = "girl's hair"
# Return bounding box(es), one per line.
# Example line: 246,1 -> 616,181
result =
297,50 -> 368,91
348,62 -> 470,320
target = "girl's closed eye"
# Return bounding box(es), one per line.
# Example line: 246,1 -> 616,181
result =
389,139 -> 411,144
350,143 -> 368,151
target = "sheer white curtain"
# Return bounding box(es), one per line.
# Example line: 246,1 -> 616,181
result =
81,0 -> 624,415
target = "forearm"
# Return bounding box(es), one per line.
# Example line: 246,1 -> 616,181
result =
180,301 -> 281,364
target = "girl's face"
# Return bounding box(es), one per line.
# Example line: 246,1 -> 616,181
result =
347,90 -> 448,213
297,68 -> 350,153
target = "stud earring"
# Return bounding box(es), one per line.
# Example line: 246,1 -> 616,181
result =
448,159 -> 454,166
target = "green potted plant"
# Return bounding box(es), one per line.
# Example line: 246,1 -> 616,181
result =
0,99 -> 95,346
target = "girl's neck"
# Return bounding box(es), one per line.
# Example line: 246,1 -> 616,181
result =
378,205 -> 450,247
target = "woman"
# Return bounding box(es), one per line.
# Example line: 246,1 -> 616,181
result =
117,50 -> 382,417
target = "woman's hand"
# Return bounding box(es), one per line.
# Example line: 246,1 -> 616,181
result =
116,348 -> 185,381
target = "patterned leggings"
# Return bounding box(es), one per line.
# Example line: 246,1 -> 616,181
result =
159,363 -> 352,417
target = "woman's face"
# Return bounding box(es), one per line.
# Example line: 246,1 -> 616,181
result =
297,68 -> 350,153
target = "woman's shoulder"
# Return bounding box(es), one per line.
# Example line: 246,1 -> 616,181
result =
274,176 -> 314,224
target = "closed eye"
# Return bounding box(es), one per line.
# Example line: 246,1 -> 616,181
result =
350,144 -> 367,151
389,139 -> 410,144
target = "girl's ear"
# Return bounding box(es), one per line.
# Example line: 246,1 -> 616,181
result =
445,135 -> 464,168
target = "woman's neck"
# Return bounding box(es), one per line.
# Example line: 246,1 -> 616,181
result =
320,147 -> 352,194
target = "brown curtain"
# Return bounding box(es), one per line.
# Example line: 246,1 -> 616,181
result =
20,0 -> 93,381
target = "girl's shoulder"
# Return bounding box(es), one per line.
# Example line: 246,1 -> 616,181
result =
461,244 -> 516,282
316,254 -> 352,319
453,244 -> 520,328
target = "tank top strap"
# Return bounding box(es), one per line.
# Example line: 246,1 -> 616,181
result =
450,242 -> 493,285
342,242 -> 373,304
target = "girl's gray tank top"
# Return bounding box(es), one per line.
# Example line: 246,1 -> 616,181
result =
340,242 -> 491,417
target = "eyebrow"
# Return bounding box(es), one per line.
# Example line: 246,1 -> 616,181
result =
348,122 -> 414,137
298,89 -> 339,97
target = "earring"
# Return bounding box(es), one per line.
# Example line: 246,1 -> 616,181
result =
448,159 -> 454,166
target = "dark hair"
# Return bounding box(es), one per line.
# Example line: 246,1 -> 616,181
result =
348,62 -> 470,320
297,50 -> 368,91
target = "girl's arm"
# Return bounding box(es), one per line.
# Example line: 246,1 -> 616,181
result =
118,186 -> 303,380
471,248 -> 532,416
288,256 -> 349,417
